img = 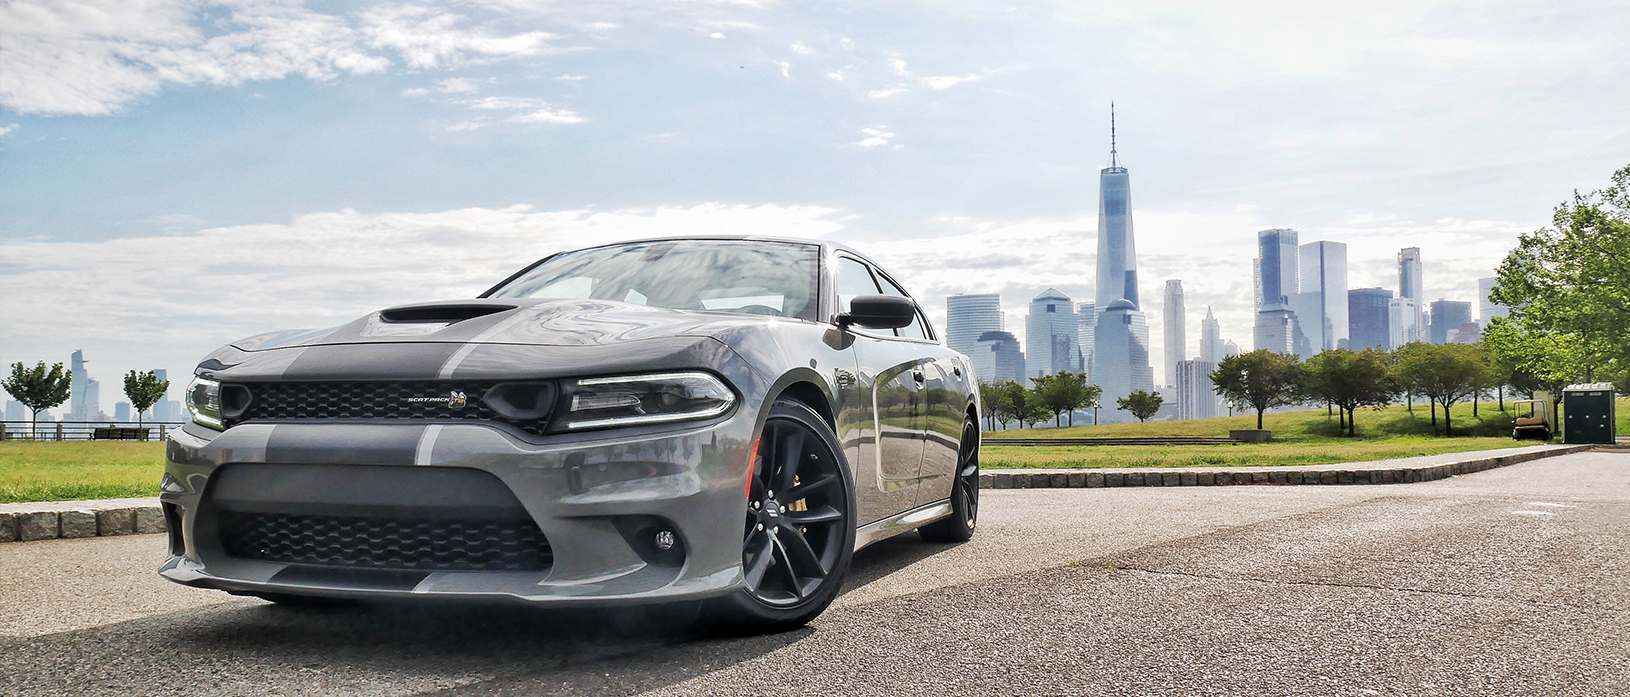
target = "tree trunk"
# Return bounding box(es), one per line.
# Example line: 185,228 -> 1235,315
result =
1442,398 -> 1453,436
1348,408 -> 1357,436
1407,393 -> 1413,413
1430,400 -> 1437,428
31,409 -> 39,441
1473,391 -> 1479,418
1256,408 -> 1265,430
1498,386 -> 1505,412
1338,407 -> 1346,433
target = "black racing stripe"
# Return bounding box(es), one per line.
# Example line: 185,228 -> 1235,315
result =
281,343 -> 463,380
264,424 -> 425,466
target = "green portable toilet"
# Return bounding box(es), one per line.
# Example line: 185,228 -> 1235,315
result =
1563,383 -> 1618,444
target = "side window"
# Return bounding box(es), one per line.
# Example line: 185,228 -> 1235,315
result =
836,257 -> 882,312
873,271 -> 928,340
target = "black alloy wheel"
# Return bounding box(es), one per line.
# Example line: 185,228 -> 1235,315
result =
707,398 -> 854,632
919,417 -> 979,542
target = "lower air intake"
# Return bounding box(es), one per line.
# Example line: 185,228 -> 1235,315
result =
219,512 -> 552,572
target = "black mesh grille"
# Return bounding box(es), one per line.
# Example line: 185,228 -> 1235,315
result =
219,511 -> 553,571
230,381 -> 547,435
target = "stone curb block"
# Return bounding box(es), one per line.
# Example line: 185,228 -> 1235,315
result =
0,505 -> 166,544
975,445 -> 1595,490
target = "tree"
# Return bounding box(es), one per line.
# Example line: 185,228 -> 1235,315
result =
1210,350 -> 1304,430
1303,348 -> 1397,436
1116,389 -> 1164,422
1031,371 -> 1102,427
989,381 -> 1047,429
1491,164 -> 1630,384
123,370 -> 171,430
1479,318 -> 1579,414
1394,343 -> 1490,436
2,362 -> 73,440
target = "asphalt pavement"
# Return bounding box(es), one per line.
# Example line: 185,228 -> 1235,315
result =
2,451 -> 1626,696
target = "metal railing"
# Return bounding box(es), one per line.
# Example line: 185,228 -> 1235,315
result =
0,420 -> 186,441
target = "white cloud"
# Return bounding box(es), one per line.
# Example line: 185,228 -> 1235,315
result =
505,108 -> 584,124
0,123 -> 18,138
464,96 -> 550,110
446,119 -> 487,131
867,86 -> 906,98
0,1 -> 563,115
362,4 -> 559,69
791,41 -> 812,55
403,77 -> 485,96
921,74 -> 977,89
710,32 -> 726,39
777,61 -> 790,78
554,74 -> 587,81
853,127 -> 897,148
826,72 -> 844,81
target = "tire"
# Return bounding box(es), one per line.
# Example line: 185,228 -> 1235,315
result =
919,417 -> 979,543
702,398 -> 856,634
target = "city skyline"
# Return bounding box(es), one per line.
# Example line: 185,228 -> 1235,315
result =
4,1 -> 1623,399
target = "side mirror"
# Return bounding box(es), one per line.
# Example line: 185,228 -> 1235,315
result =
839,295 -> 917,330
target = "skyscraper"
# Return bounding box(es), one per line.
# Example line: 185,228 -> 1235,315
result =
1478,277 -> 1509,322
1397,248 -> 1425,344
1388,297 -> 1420,348
69,349 -> 99,422
1025,288 -> 1080,382
1348,288 -> 1392,351
1091,105 -> 1154,419
1174,359 -> 1219,421
1254,229 -> 1309,355
1223,340 -> 1240,357
1162,280 -> 1185,388
974,331 -> 1026,383
1200,306 -> 1224,364
1298,241 -> 1348,353
1430,300 -> 1473,344
1076,302 -> 1096,382
946,294 -> 1003,380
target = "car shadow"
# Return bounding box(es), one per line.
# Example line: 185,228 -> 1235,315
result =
9,536 -> 966,697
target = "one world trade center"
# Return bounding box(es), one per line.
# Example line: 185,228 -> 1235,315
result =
1092,104 -> 1154,421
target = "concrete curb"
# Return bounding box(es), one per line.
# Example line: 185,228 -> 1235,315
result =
977,444 -> 1598,490
0,497 -> 164,544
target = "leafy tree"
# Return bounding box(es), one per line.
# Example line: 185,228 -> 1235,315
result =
1480,318 -> 1579,414
1031,371 -> 1102,427
989,381 -> 1047,429
1210,350 -> 1304,430
1303,348 -> 1397,436
1116,389 -> 1164,422
2,362 -> 73,440
976,380 -> 1008,430
1394,343 -> 1490,436
123,370 -> 171,429
1491,164 -> 1630,384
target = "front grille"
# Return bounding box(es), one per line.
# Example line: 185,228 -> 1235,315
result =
230,381 -> 547,435
219,511 -> 553,571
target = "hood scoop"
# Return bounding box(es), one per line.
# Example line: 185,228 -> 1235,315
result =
379,302 -> 517,324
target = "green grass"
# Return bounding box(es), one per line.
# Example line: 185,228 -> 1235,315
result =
981,399 -> 1560,470
0,442 -> 166,503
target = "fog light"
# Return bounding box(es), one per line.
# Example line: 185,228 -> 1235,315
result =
653,529 -> 676,551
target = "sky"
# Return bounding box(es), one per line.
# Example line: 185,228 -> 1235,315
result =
2,0 -> 1629,414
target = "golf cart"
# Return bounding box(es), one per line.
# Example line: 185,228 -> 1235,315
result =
1511,390 -> 1554,441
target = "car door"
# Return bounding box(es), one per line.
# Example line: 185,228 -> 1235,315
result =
870,268 -> 964,507
834,255 -> 927,524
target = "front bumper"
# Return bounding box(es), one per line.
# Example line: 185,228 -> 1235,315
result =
159,415 -> 756,606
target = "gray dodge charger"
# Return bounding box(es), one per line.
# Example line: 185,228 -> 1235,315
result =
160,236 -> 981,631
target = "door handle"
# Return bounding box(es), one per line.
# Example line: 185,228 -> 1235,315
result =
911,370 -> 925,383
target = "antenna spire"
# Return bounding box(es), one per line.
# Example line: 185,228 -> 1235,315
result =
1110,101 -> 1118,168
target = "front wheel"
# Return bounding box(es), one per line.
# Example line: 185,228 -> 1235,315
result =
919,417 -> 979,543
702,398 -> 856,634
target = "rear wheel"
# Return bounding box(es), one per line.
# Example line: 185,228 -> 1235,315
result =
703,398 -> 855,634
919,417 -> 979,543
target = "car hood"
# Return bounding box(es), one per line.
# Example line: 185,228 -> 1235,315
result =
231,298 -> 784,351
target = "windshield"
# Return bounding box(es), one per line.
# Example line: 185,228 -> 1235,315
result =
488,240 -> 821,321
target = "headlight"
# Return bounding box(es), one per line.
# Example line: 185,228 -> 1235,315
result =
186,376 -> 223,429
557,372 -> 735,431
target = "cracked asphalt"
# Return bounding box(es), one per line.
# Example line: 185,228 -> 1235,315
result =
3,450 -> 1627,696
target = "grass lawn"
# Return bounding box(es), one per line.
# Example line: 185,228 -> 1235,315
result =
0,442 -> 166,503
978,399 -> 1594,470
